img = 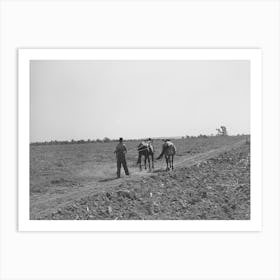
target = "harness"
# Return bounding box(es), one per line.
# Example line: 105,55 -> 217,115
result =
138,142 -> 153,153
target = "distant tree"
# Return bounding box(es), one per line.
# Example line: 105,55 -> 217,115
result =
103,137 -> 111,143
221,126 -> 228,136
216,126 -> 228,136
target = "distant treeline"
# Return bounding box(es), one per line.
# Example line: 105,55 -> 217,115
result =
30,137 -> 146,146
31,137 -> 118,146
30,134 -> 248,146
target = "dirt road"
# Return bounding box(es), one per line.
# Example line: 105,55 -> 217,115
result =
30,140 -> 246,219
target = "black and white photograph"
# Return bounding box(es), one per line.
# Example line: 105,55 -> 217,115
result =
29,59 -> 251,222
18,48 -> 261,231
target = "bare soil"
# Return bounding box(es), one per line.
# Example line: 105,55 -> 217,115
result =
30,137 -> 250,220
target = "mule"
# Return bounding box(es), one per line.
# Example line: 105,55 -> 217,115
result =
157,140 -> 176,171
137,142 -> 154,171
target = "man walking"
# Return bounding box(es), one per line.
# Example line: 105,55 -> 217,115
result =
114,137 -> 130,178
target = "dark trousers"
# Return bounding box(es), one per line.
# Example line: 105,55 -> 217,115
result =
117,155 -> 129,178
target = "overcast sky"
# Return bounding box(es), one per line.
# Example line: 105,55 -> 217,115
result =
30,60 -> 250,142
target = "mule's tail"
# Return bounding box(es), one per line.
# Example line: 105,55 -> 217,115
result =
157,143 -> 168,160
156,150 -> 164,160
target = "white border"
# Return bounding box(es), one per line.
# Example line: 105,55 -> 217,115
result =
18,48 -> 262,231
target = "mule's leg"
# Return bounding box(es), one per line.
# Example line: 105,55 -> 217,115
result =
137,153 -> 141,171
168,155 -> 171,171
151,153 -> 154,169
139,155 -> 142,171
147,155 -> 151,171
171,155 -> 174,170
168,156 -> 171,171
144,155 -> 147,169
165,155 -> 169,171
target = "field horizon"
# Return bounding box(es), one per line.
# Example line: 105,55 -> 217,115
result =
30,133 -> 250,145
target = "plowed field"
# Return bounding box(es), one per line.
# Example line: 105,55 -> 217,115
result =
30,136 -> 250,220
